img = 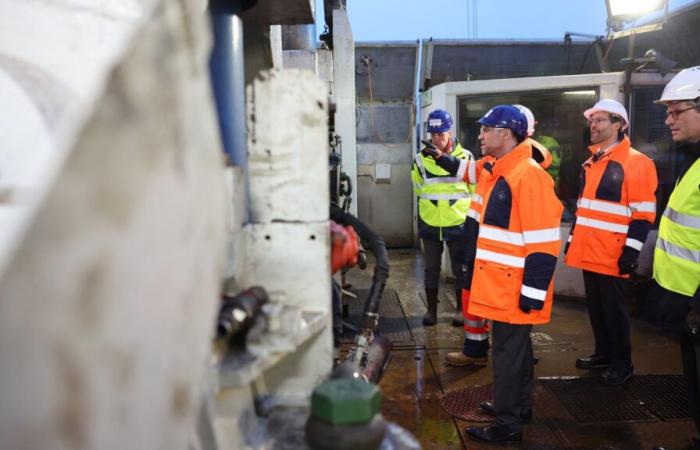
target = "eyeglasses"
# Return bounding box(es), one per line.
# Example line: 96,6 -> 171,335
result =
586,117 -> 610,127
666,104 -> 698,120
480,126 -> 504,134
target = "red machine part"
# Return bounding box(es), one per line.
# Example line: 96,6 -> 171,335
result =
330,221 -> 360,273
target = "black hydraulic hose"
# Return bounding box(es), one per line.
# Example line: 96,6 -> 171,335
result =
330,205 -> 389,330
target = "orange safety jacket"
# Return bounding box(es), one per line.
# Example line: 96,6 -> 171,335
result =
438,142 -> 563,324
443,143 -> 556,333
529,138 -> 552,171
564,136 -> 658,277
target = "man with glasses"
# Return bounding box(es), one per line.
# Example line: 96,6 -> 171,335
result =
426,105 -> 563,443
564,99 -> 658,385
651,66 -> 700,450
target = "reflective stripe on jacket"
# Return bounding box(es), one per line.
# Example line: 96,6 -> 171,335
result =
654,156 -> 700,297
467,142 -> 563,324
564,136 -> 658,277
412,142 -> 474,241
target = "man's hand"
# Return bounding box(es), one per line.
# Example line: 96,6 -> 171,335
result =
421,139 -> 443,159
617,246 -> 640,275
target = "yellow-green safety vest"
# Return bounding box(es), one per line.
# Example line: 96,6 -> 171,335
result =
412,143 -> 474,239
654,157 -> 700,297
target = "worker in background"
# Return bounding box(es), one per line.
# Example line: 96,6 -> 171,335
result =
428,105 -> 563,444
443,104 -> 552,368
565,99 -> 658,386
514,104 -> 553,173
538,135 -> 562,188
411,109 -> 474,326
651,66 -> 700,450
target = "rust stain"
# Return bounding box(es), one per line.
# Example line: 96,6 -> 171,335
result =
54,343 -> 88,449
171,382 -> 190,420
109,347 -> 135,390
77,259 -> 106,330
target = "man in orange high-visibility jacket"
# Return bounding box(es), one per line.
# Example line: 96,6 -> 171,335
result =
565,99 -> 658,386
442,104 -> 554,369
427,105 -> 563,444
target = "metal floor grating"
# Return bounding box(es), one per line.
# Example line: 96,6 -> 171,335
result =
541,375 -> 690,424
625,374 -> 690,420
341,288 -> 415,344
440,384 -> 494,422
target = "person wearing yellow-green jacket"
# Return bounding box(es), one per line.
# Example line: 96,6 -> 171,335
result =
652,66 -> 700,450
412,109 -> 474,326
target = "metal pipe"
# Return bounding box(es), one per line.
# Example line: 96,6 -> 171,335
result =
217,286 -> 268,340
209,1 -> 249,219
209,3 -> 247,168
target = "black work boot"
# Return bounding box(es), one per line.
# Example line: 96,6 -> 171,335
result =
452,289 -> 464,327
423,288 -> 439,326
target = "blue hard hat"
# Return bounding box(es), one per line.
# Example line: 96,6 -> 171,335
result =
478,105 -> 528,138
427,109 -> 453,133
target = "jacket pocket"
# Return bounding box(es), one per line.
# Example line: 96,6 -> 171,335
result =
581,229 -> 624,269
472,262 -> 519,310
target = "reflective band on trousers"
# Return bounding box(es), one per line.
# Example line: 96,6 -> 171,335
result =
575,216 -> 629,233
657,237 -> 700,264
577,198 -> 630,217
465,331 -> 489,341
465,318 -> 487,328
419,192 -> 470,201
665,206 -> 700,229
476,248 -> 525,268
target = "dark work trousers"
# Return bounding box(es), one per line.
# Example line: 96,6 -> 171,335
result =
422,238 -> 467,292
660,287 -> 700,436
492,321 -> 534,432
582,270 -> 632,372
681,330 -> 700,436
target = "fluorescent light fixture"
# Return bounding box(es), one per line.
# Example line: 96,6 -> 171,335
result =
607,0 -> 665,19
562,90 -> 596,96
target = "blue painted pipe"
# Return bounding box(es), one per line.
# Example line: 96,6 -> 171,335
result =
209,3 -> 249,221
209,6 -> 246,168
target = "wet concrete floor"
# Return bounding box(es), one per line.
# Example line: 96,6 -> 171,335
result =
343,249 -> 695,450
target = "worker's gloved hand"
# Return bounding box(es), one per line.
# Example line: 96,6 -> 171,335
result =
421,147 -> 440,159
617,246 -> 640,275
420,139 -> 442,159
519,294 -> 545,314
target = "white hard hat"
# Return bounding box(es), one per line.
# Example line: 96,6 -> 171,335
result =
514,104 -> 535,137
657,66 -> 700,103
584,99 -> 629,130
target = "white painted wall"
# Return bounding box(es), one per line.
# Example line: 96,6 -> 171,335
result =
332,8 -> 357,215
